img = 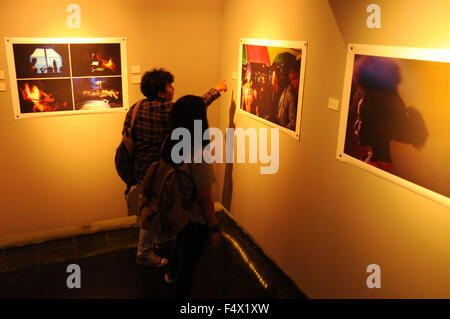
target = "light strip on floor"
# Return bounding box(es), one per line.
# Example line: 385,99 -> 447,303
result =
222,231 -> 268,290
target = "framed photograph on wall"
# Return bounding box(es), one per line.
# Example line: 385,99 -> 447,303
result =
336,44 -> 450,207
5,37 -> 128,119
237,38 -> 307,139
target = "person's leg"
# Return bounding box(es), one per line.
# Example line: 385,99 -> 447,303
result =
154,233 -> 177,258
130,182 -> 167,267
165,230 -> 183,284
171,222 -> 208,298
154,234 -> 177,249
128,185 -> 151,260
136,227 -> 153,260
136,227 -> 168,267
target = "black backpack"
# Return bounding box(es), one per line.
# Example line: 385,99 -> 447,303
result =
115,99 -> 144,194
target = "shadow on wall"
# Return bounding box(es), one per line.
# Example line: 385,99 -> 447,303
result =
221,91 -> 237,211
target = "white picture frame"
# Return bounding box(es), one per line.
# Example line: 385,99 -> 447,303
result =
5,37 -> 129,119
237,38 -> 307,140
336,43 -> 450,208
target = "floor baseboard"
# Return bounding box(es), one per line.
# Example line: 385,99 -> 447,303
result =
0,216 -> 138,250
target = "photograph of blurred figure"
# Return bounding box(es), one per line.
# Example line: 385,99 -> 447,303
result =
344,53 -> 450,198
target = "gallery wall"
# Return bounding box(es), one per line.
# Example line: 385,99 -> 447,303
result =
1,0 -> 449,299
215,0 -> 450,298
0,0 -> 224,236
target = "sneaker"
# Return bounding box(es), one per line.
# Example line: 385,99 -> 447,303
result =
136,252 -> 168,267
164,273 -> 175,284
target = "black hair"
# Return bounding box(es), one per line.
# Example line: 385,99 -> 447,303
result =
355,56 -> 428,151
276,52 -> 300,88
140,68 -> 174,100
173,95 -> 209,146
162,95 -> 210,163
354,56 -> 401,92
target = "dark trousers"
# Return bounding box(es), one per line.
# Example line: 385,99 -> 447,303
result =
167,221 -> 208,298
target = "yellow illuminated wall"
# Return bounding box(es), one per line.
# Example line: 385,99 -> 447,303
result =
1,0 -> 450,299
215,0 -> 450,298
0,0 -> 223,236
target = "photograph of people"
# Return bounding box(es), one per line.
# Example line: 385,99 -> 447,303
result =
13,43 -> 70,78
239,42 -> 303,134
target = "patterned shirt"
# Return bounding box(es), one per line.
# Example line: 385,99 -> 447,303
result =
122,88 -> 221,183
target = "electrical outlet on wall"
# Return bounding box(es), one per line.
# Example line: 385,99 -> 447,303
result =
131,75 -> 141,84
131,65 -> 141,74
328,97 -> 339,111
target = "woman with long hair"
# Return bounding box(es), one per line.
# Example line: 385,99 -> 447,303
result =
162,95 -> 221,298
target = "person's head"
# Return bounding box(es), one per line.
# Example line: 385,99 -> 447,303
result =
140,68 -> 174,101
353,57 -> 401,147
353,57 -> 428,152
163,95 -> 209,163
276,52 -> 300,88
354,56 -> 401,93
172,95 -> 208,135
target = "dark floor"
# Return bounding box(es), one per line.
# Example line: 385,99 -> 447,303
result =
0,211 -> 306,299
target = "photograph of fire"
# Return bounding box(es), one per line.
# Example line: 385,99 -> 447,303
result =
70,43 -> 122,77
239,41 -> 303,135
342,53 -> 450,199
72,77 -> 123,110
6,38 -> 127,118
13,43 -> 70,78
17,79 -> 73,113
